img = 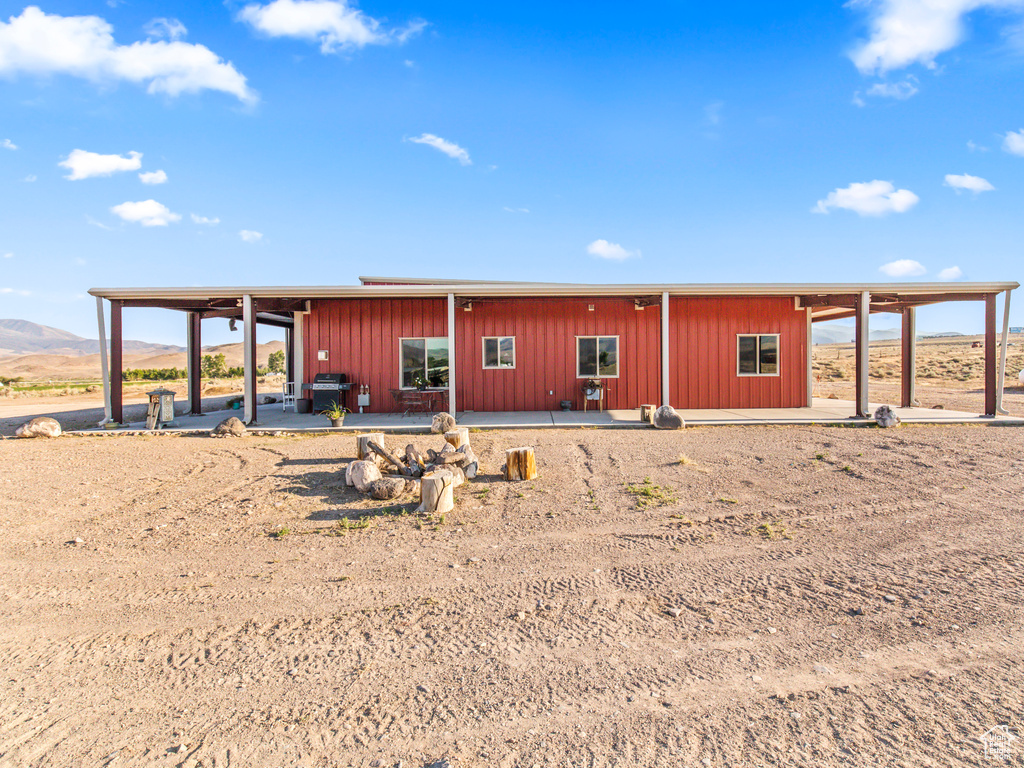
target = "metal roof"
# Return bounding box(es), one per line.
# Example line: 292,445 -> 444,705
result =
89,280 -> 1018,301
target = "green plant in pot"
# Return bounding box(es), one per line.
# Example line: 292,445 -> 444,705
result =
320,400 -> 346,427
411,371 -> 428,391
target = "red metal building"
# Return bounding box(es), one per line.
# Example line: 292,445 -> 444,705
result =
89,277 -> 1018,424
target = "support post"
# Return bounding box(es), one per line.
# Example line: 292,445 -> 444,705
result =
284,326 -> 294,383
855,290 -> 870,418
243,295 -> 257,425
96,297 -> 111,424
901,306 -> 917,408
805,308 -> 813,407
997,289 -> 1012,415
110,299 -> 123,424
661,291 -> 670,407
984,293 -> 997,417
293,309 -> 305,394
187,311 -> 202,415
448,292 -> 456,415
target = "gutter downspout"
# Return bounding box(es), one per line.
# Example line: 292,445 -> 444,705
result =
96,297 -> 111,426
997,288 -> 1012,415
448,293 -> 456,415
661,292 -> 670,406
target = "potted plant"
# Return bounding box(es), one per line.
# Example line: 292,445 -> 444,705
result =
320,400 -> 346,427
411,371 -> 428,391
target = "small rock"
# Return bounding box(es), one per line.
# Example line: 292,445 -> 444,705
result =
767,626 -> 777,634
790,711 -> 801,721
652,404 -> 684,430
169,744 -> 187,754
346,460 -> 382,493
666,607 -> 682,618
15,417 -> 62,438
951,624 -> 961,630
516,611 -> 526,621
287,668 -> 297,676
210,417 -> 246,438
258,395 -> 278,405
417,684 -> 430,693
812,664 -> 832,675
873,405 -> 900,428
370,761 -> 382,767
751,675 -> 762,682
883,594 -> 897,603
430,412 -> 456,434
368,476 -> 406,500
850,606 -> 864,616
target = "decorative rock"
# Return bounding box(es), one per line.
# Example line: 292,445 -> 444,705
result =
458,445 -> 480,479
873,405 -> 900,428
347,460 -> 382,493
210,417 -> 246,438
15,417 -> 62,438
652,405 -> 684,430
883,594 -> 897,603
258,395 -> 278,405
431,412 -> 456,434
368,476 -> 407,500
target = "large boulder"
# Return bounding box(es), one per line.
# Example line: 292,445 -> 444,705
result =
873,404 -> 900,428
368,476 -> 408,500
346,460 -> 382,493
652,405 -> 684,430
431,412 -> 456,434
15,417 -> 62,438
210,417 -> 246,438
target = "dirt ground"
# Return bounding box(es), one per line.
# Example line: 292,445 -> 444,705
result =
1,425 -> 1022,767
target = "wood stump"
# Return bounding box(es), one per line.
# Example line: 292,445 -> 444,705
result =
444,427 -> 470,450
504,447 -> 537,481
357,433 -> 386,462
416,470 -> 455,516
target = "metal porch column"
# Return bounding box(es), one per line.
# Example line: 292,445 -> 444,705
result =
661,292 -> 670,407
187,311 -> 202,415
448,293 -> 456,415
900,306 -> 917,408
855,291 -> 870,418
984,293 -> 997,417
110,299 -> 123,424
243,295 -> 257,425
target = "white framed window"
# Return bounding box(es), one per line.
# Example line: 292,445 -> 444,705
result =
482,336 -> 515,369
576,336 -> 619,378
399,337 -> 449,389
737,334 -> 780,376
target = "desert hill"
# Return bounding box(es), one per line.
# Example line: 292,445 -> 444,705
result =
0,319 -> 182,357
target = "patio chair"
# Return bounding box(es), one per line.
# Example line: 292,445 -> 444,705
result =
282,382 -> 297,412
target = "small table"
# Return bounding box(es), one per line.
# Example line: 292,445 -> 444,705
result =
390,389 -> 445,415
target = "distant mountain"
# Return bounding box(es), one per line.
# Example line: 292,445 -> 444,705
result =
921,331 -> 965,338
812,323 -> 911,345
0,319 -> 183,356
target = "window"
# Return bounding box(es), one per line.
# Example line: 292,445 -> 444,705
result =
737,334 -> 779,376
482,336 -> 515,369
577,336 -> 619,378
400,337 -> 449,388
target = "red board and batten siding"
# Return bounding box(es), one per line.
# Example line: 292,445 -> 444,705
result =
304,295 -> 808,412
668,296 -> 807,409
456,298 -> 661,412
304,298 -> 447,413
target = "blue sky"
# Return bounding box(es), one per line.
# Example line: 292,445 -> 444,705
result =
1,0 -> 1023,344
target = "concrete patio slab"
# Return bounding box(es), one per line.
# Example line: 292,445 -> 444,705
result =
72,396 -> 1024,435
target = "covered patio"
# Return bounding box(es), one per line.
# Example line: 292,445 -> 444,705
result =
88,279 -> 1019,427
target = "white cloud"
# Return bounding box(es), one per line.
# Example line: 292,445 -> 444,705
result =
587,239 -> 640,261
0,6 -> 255,103
944,172 -> 994,192
967,139 -> 989,152
0,287 -> 32,296
238,0 -> 423,53
879,259 -> 927,277
144,17 -> 187,42
2,252 -> 12,258
139,169 -> 167,185
239,229 -> 263,242
704,100 -> 724,126
865,78 -> 919,99
1,138 -> 16,150
22,174 -> 36,182
86,214 -> 114,230
191,213 -> 220,225
813,180 -> 919,216
938,266 -> 964,280
60,148 -> 141,180
407,133 -> 471,165
74,257 -> 86,266
111,199 -> 181,226
849,0 -> 1024,74
503,206 -> 529,213
1002,129 -> 1024,156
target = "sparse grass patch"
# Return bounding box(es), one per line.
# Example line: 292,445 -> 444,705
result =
625,477 -> 678,509
749,521 -> 791,540
269,527 -> 290,539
